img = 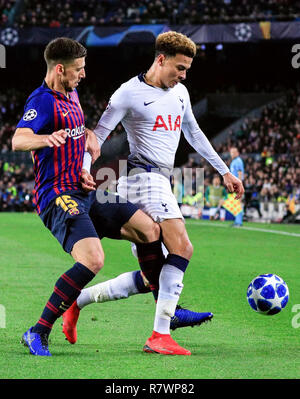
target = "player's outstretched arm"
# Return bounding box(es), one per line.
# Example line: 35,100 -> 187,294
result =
222,172 -> 244,200
12,128 -> 68,151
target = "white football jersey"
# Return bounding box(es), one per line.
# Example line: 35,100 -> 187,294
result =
96,73 -> 229,175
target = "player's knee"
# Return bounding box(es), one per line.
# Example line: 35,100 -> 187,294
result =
179,240 -> 193,260
86,251 -> 105,274
142,219 -> 160,243
185,241 -> 194,259
94,251 -> 105,273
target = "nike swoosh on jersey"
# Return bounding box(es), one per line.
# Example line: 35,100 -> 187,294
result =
62,111 -> 69,117
144,101 -> 155,106
73,134 -> 85,140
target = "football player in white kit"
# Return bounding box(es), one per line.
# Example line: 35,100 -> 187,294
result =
65,31 -> 244,355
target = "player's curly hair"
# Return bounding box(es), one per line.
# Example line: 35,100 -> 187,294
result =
155,31 -> 197,59
44,37 -> 87,68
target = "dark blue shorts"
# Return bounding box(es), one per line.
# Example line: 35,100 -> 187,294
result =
39,189 -> 138,253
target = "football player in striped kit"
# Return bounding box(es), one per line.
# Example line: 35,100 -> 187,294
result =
79,31 -> 244,355
12,37 -> 164,357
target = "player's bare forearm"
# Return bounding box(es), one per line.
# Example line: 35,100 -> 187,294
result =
12,128 -> 49,151
12,128 -> 68,151
80,169 -> 96,192
85,127 -> 101,163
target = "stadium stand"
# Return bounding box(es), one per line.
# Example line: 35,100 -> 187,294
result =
1,83 -> 299,218
1,0 -> 300,28
0,158 -> 34,211
0,1 -> 299,219
183,88 -> 300,222
0,83 -> 131,212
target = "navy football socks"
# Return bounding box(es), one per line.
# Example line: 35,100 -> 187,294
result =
136,240 -> 165,301
32,262 -> 95,336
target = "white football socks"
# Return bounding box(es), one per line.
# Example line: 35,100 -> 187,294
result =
153,264 -> 184,335
76,271 -> 139,309
75,266 -> 185,336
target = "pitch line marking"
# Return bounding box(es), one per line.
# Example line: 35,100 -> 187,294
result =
188,222 -> 300,237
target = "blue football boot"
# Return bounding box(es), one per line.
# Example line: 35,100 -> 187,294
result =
21,327 -> 52,356
170,305 -> 213,330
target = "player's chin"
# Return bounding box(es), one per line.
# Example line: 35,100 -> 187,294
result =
72,81 -> 80,89
66,84 -> 77,92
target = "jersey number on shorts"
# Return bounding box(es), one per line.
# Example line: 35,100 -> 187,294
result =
55,195 -> 80,215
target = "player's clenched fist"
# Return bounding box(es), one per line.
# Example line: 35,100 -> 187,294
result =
80,169 -> 96,192
223,172 -> 244,200
44,129 -> 69,147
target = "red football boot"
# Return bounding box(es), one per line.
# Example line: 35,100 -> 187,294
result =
143,331 -> 191,355
62,301 -> 80,344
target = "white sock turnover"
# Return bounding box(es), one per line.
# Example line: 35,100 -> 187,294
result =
153,264 -> 184,335
77,271 -> 139,309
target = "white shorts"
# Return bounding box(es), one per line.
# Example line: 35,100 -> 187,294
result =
117,172 -> 183,223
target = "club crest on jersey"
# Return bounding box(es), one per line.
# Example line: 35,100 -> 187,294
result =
152,115 -> 181,132
68,207 -> 80,216
161,203 -> 169,212
179,97 -> 184,111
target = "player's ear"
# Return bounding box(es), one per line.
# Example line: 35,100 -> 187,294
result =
55,63 -> 65,75
157,54 -> 166,67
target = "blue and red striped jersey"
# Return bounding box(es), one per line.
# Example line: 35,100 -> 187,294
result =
17,81 -> 85,214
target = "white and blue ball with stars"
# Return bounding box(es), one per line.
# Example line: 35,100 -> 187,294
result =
247,274 -> 289,315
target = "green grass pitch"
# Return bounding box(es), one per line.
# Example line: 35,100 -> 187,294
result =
0,213 -> 300,379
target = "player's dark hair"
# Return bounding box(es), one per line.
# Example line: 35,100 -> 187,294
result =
44,37 -> 87,68
155,31 -> 197,59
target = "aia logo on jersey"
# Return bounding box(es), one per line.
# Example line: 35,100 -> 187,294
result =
152,115 -> 181,132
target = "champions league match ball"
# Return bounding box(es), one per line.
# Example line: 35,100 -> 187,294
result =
247,274 -> 289,315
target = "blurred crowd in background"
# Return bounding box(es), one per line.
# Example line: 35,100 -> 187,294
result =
0,86 -> 120,212
1,0 -> 300,27
170,88 -> 300,221
0,159 -> 34,212
0,0 -> 300,217
1,84 -> 299,217
216,89 -> 300,203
